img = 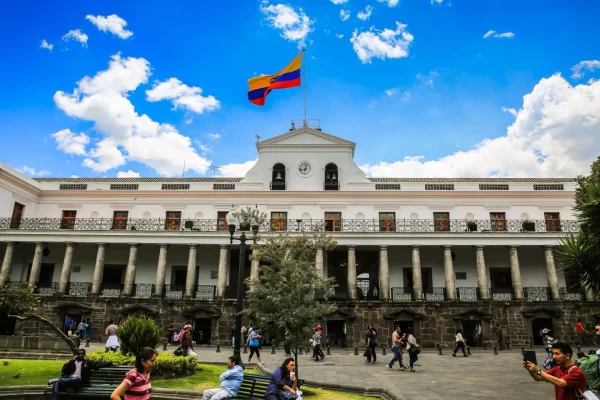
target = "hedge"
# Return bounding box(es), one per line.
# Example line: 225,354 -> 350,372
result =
87,350 -> 198,376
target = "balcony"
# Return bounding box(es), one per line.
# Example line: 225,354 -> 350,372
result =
324,180 -> 340,191
269,180 -> 286,190
491,289 -> 514,301
36,281 -> 58,295
456,287 -> 479,301
524,287 -> 550,301
100,283 -> 124,298
0,217 -> 579,233
559,288 -> 583,301
391,287 -> 412,302
68,282 -> 92,297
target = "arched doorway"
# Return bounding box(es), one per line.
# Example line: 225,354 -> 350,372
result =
452,309 -> 493,348
326,310 -> 356,348
522,307 -> 562,346
384,309 -> 426,344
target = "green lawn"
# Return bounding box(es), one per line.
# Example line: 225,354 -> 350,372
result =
0,359 -> 376,399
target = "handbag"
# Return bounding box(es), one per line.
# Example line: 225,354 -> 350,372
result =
409,347 -> 421,355
188,349 -> 198,357
277,390 -> 298,400
363,348 -> 370,357
174,347 -> 184,357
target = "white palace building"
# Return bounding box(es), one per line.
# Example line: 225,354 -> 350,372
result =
0,122 -> 596,349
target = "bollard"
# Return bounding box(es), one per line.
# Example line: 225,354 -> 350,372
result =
216,342 -> 221,353
483,342 -> 486,350
299,346 -> 303,355
271,345 -> 276,354
493,345 -> 498,355
243,345 -> 248,354
521,346 -> 525,355
354,346 -> 359,355
507,342 -> 511,350
438,343 -> 443,356
85,338 -> 90,348
382,345 -> 387,356
326,345 -> 331,355
577,345 -> 581,353
163,339 -> 167,351
467,346 -> 471,356
208,340 -> 211,349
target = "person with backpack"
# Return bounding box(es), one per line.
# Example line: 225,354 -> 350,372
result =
576,349 -> 600,395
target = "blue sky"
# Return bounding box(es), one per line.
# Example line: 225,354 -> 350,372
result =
0,0 -> 599,178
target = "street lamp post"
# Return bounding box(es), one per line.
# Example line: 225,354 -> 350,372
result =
226,211 -> 259,366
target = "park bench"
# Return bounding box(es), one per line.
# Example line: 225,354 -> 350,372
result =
232,373 -> 271,399
43,365 -> 131,399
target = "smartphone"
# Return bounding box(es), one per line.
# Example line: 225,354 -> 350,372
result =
522,350 -> 538,365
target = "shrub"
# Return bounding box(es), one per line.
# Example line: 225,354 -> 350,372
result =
87,350 -> 198,375
118,315 -> 162,356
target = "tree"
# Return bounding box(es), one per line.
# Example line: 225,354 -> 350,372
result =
0,282 -> 78,354
243,231 -> 337,378
556,156 -> 600,297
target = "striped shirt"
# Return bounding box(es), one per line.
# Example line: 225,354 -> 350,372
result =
123,368 -> 152,400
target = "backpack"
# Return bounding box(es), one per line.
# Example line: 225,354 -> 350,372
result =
576,354 -> 600,391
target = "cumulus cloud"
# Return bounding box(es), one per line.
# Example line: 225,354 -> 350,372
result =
336,33 -> 344,39
384,88 -> 398,96
40,39 -> 53,51
117,170 -> 140,178
260,3 -> 313,47
330,0 -> 348,3
51,129 -> 90,155
377,0 -> 399,6
350,22 -> 413,64
145,77 -> 220,114
384,88 -> 411,102
361,74 -> 600,178
62,29 -> 88,46
340,9 -> 350,21
17,166 -> 51,177
501,107 -> 518,117
483,30 -> 515,39
53,53 -> 214,176
357,6 -> 373,21
208,133 -> 221,141
85,14 -> 133,39
219,160 -> 258,177
571,60 -> 600,79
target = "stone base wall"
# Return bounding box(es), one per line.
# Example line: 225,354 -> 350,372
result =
16,296 -> 600,350
0,335 -> 74,352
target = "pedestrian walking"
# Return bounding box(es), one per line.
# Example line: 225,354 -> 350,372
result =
111,347 -> 157,400
84,318 -> 91,341
406,327 -> 420,372
312,325 -> 323,362
595,321 -> 600,347
386,326 -> 407,371
452,328 -> 468,357
248,327 -> 263,364
77,319 -> 87,341
167,320 -> 175,344
575,319 -> 588,346
496,323 -> 505,350
180,324 -> 193,356
365,326 -> 377,364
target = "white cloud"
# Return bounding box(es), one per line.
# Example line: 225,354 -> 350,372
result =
40,39 -> 53,51
62,29 -> 88,46
384,88 -> 397,96
350,22 -> 414,64
501,107 -> 518,117
336,33 -> 344,39
219,160 -> 258,177
194,140 -> 212,154
377,0 -> 399,7
184,117 -> 193,125
145,77 -> 220,114
208,133 -> 221,141
384,88 -> 411,102
117,170 -> 140,178
330,0 -> 348,4
260,3 -> 313,47
357,6 -> 373,21
571,60 -> 600,79
431,0 -> 444,3
85,14 -> 133,39
51,129 -> 90,155
53,53 -> 213,176
361,74 -> 600,178
416,70 -> 439,86
70,175 -> 79,178
340,9 -> 350,21
483,30 -> 515,39
17,166 -> 51,177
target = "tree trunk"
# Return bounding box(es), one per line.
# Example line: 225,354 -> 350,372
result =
293,347 -> 299,379
9,313 -> 78,355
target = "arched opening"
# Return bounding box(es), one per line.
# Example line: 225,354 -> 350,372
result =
270,163 -> 286,190
324,163 -> 339,190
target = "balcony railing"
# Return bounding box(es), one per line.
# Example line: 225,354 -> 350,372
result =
100,283 -> 124,298
69,282 -> 92,297
391,287 -> 412,302
324,180 -> 340,190
559,288 -> 583,301
0,217 -> 579,233
196,285 -> 216,300
456,287 -> 479,301
491,289 -> 514,301
36,281 -> 58,295
425,287 -> 446,301
269,181 -> 286,190
135,283 -> 154,298
165,284 -> 184,299
524,287 -> 550,301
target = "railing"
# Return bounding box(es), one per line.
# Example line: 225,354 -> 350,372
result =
135,283 -> 154,298
524,287 -> 550,301
456,287 -> 479,301
269,181 -> 286,190
165,284 -> 184,299
68,282 -> 92,297
0,217 -> 579,233
391,287 -> 412,302
195,285 -> 216,300
36,281 -> 58,295
425,287 -> 446,301
324,181 -> 340,191
491,289 -> 514,301
559,288 -> 583,301
100,283 -> 124,298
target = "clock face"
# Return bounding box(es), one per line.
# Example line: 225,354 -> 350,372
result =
298,161 -> 312,176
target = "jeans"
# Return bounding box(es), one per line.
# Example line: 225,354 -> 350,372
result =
387,346 -> 404,368
202,388 -> 233,400
408,349 -> 418,368
368,343 -> 377,362
595,335 -> 600,346
313,344 -> 322,361
453,341 -> 466,355
497,336 -> 504,350
51,377 -> 81,400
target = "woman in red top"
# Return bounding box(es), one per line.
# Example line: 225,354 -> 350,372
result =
111,347 -> 157,400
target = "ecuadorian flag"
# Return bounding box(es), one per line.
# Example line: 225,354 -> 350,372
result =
247,51 -> 303,106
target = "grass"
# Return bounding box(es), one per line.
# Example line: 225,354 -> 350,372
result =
0,359 -> 376,399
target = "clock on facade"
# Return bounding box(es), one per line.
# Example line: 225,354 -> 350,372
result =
298,161 -> 312,177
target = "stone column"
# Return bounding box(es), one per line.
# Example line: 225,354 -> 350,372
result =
475,245 -> 489,300
250,247 -> 260,281
411,245 -> 423,301
90,243 -> 107,296
443,245 -> 456,301
315,248 -> 324,276
543,246 -> 560,300
154,244 -> 168,297
584,286 -> 596,302
28,242 -> 45,288
184,244 -> 198,298
58,243 -> 75,295
347,246 -> 357,300
123,243 -> 139,296
379,245 -> 389,301
217,245 -> 229,299
508,245 -> 523,301
0,242 -> 15,287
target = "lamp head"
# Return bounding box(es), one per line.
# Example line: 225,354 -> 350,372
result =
251,224 -> 259,236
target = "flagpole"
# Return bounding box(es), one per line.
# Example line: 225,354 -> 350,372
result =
302,48 -> 306,126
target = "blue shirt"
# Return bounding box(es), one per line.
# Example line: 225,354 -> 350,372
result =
219,365 -> 243,395
266,367 -> 293,396
249,330 -> 260,347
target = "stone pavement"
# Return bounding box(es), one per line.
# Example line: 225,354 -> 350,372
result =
85,342 -> 559,399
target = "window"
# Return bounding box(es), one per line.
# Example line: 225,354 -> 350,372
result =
271,163 -> 286,190
10,202 -> 24,229
379,212 -> 396,232
534,184 -> 564,191
213,184 -> 235,190
60,210 -> 77,230
324,212 -> 342,232
59,184 -> 87,190
110,184 -> 139,190
375,184 -> 401,190
490,212 -> 506,232
162,184 -> 190,190
433,212 -> 450,232
479,184 -> 509,191
425,184 -> 454,191
271,212 -> 288,231
544,212 -> 561,232
165,211 -> 181,231
455,272 -> 467,280
324,163 -> 339,190
112,211 -> 129,230
217,211 -> 229,231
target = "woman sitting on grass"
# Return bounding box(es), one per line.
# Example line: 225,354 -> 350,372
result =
110,347 -> 157,400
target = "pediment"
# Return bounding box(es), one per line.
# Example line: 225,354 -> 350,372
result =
257,127 -> 356,150
522,307 -> 562,318
182,306 -> 221,318
384,309 -> 426,321
119,304 -> 159,317
53,302 -> 93,313
452,309 -> 493,321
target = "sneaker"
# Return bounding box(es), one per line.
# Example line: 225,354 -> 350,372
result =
367,362 -> 372,365
463,354 -> 468,357
452,353 -> 456,357
401,365 -> 409,371
386,365 -> 392,371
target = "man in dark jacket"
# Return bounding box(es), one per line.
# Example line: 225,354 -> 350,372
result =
49,349 -> 113,400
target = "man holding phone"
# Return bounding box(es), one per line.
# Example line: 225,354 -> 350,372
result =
523,342 -> 587,400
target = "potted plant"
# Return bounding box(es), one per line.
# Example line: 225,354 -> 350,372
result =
231,206 -> 267,231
